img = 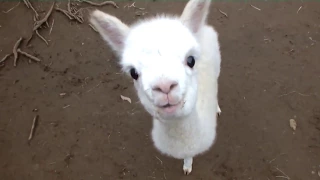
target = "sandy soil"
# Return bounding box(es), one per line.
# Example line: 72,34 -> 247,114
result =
0,1 -> 320,180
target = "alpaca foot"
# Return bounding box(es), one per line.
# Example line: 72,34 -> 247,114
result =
183,158 -> 193,175
217,105 -> 221,116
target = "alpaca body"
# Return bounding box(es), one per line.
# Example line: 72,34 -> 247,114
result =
89,0 -> 222,175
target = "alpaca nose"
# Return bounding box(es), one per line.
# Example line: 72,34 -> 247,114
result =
153,81 -> 178,94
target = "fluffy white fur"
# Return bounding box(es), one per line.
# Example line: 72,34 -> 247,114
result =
90,0 -> 222,175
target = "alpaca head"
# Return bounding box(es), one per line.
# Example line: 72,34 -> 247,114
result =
90,0 -> 211,120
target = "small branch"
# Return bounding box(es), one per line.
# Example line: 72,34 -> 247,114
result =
124,2 -> 144,10
26,34 -> 34,45
17,49 -> 41,62
28,115 -> 39,143
56,7 -> 74,20
73,7 -> 87,15
218,9 -> 228,18
135,11 -> 147,16
89,24 -> 98,32
0,54 -> 12,64
297,6 -> 302,14
82,0 -> 119,8
250,4 -> 261,11
67,0 -> 72,13
309,37 -> 317,43
63,105 -> 71,109
27,0 -> 40,20
49,19 -> 55,35
13,37 -> 23,67
278,91 -> 312,97
36,30 -> 49,46
23,0 -> 30,8
72,14 -> 84,23
2,2 -> 20,13
86,82 -> 101,93
274,167 -> 290,179
155,156 -> 163,165
33,2 -> 55,31
269,153 -> 286,164
56,3 -> 84,23
67,0 -> 85,23
27,2 -> 55,45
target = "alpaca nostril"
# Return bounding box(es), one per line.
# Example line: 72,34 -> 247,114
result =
154,87 -> 162,92
170,83 -> 177,90
153,81 -> 178,94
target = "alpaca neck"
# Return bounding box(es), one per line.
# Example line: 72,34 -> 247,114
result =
154,106 -> 201,134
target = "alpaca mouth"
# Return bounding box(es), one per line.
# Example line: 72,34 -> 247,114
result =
158,102 -> 181,114
162,104 -> 173,108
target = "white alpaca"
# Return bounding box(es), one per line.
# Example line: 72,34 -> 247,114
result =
90,0 -> 222,175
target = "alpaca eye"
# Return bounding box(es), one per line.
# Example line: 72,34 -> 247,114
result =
186,56 -> 195,68
130,68 -> 139,80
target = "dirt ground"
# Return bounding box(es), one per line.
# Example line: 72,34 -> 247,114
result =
0,1 -> 319,180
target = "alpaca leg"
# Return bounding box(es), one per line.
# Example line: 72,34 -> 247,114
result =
217,104 -> 221,116
183,157 -> 193,175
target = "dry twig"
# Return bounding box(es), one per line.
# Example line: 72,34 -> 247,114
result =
36,30 -> 49,46
23,0 -> 30,8
82,0 -> 119,8
89,24 -> 98,32
27,2 -> 55,45
49,19 -> 55,35
297,6 -> 302,14
278,91 -> 312,97
274,167 -> 290,179
28,115 -> 39,143
2,2 -> 20,13
218,9 -> 228,18
135,11 -> 147,16
69,0 -> 84,23
67,0 -> 72,12
56,7 -> 74,20
86,82 -> 101,92
23,0 -> 39,20
45,21 -> 50,28
72,13 -> 84,23
309,37 -> 317,43
155,156 -> 163,165
120,95 -> 132,103
124,2 -> 144,10
250,4 -> 261,11
63,105 -> 71,108
1,38 -> 41,67
28,0 -> 40,20
0,54 -> 12,64
13,37 -> 23,67
33,2 -> 55,31
17,49 -> 41,62
56,1 -> 84,23
269,153 -> 286,163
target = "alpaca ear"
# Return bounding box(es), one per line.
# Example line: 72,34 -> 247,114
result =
180,0 -> 211,33
90,10 -> 129,56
